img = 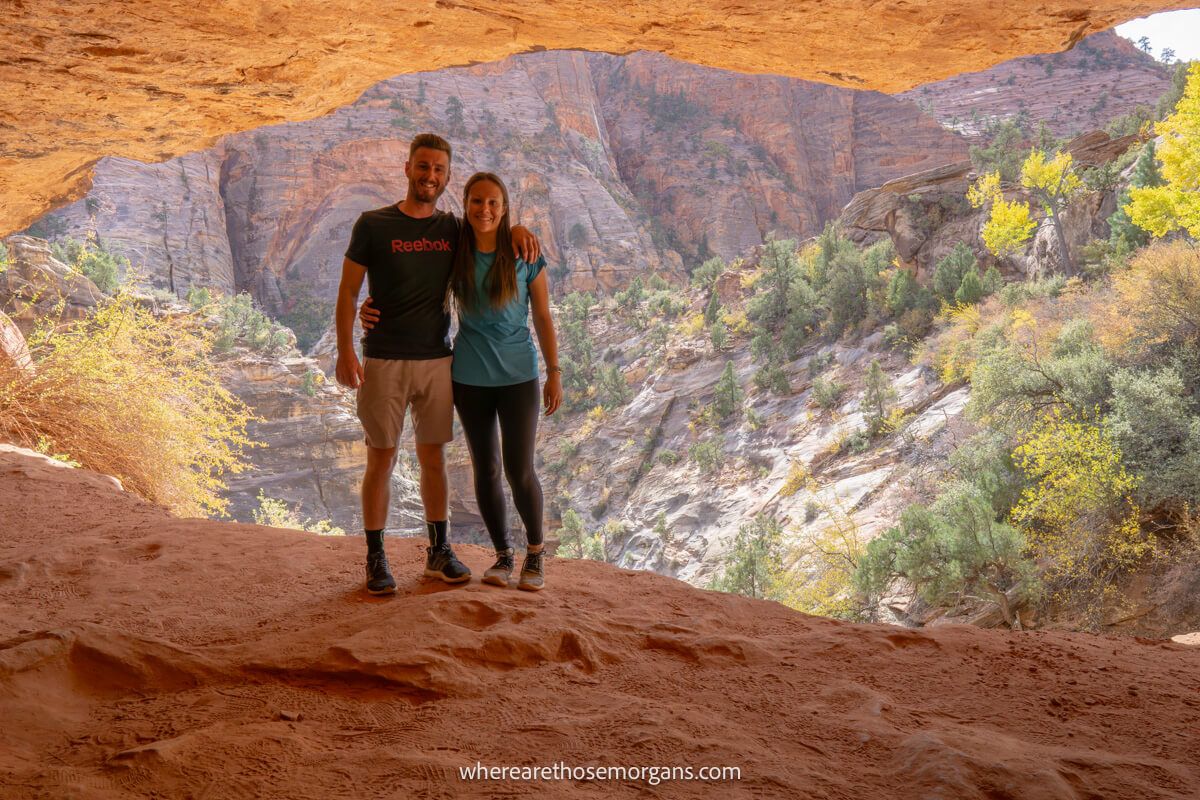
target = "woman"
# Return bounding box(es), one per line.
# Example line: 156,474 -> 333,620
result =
362,172 -> 562,590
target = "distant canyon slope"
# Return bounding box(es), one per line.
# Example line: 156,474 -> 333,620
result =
29,33 -> 1167,323
899,29 -> 1172,137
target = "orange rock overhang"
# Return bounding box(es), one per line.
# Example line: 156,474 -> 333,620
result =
0,0 -> 1192,235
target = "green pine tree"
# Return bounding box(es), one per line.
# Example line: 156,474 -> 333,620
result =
445,96 -> 466,136
954,266 -> 986,306
709,514 -> 786,600
1109,142 -> 1164,253
862,359 -> 897,436
704,291 -> 722,324
714,361 -> 743,422
932,243 -> 977,305
710,317 -> 729,351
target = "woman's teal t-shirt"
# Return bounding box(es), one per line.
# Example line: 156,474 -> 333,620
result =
451,251 -> 546,387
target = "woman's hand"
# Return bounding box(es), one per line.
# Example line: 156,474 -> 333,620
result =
359,296 -> 380,330
543,372 -> 563,416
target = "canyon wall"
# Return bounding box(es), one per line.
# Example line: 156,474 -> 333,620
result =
3,0 -> 1189,234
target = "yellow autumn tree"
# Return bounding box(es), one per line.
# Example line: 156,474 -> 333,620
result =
969,149 -> 1082,274
0,290 -> 257,516
1010,408 -> 1150,608
782,491 -> 867,621
1129,62 -> 1200,240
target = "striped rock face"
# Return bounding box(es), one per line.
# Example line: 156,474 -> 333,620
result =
0,0 -> 1191,234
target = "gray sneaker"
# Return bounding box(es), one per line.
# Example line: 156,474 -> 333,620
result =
424,543 -> 471,584
517,550 -> 544,592
483,548 -> 515,587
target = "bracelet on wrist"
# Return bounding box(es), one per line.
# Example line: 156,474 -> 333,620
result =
546,366 -> 562,374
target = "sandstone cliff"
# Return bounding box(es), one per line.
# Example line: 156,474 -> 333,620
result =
27,50 -> 971,314
3,0 -> 1190,236
0,235 -> 104,334
899,31 -> 1173,138
28,40 -> 1176,317
590,52 -> 970,261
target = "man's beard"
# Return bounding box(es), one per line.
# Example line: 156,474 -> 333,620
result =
412,182 -> 444,203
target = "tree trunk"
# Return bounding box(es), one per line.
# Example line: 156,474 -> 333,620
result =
1048,206 -> 1074,277
988,581 -> 1021,630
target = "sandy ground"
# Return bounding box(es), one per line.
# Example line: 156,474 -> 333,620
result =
1,444 -> 1199,799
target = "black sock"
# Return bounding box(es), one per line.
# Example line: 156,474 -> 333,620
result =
427,520 -> 448,547
365,529 -> 384,555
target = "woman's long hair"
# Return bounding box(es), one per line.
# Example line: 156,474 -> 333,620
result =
449,172 -> 517,313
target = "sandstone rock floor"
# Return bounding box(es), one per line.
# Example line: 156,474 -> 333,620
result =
2,446 -> 1198,799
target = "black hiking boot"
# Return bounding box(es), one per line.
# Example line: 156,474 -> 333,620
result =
425,543 -> 472,584
366,551 -> 397,595
517,550 -> 544,592
482,548 -> 515,587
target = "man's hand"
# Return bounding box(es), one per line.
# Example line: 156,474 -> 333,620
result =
359,296 -> 380,331
543,372 -> 562,416
511,225 -> 541,263
336,350 -> 365,389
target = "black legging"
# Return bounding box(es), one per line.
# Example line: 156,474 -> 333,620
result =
452,379 -> 543,550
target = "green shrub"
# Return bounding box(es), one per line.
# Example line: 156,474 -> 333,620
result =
213,293 -> 294,356
811,377 -> 846,410
885,268 -> 934,318
821,251 -> 869,336
1108,142 -> 1163,254
862,359 -> 897,436
954,266 -> 986,306
709,318 -> 728,351
855,483 -> 1036,628
969,318 -> 1112,433
748,238 -> 817,355
51,237 -> 125,294
1106,367 -> 1200,509
253,491 -> 345,535
753,364 -> 790,395
594,363 -> 631,409
969,118 -> 1027,182
689,438 -> 724,474
844,429 -> 871,454
186,285 -> 213,310
692,256 -> 725,289
279,284 -> 333,353
714,361 -> 743,421
932,243 -> 977,305
300,370 -> 322,397
708,514 -> 786,600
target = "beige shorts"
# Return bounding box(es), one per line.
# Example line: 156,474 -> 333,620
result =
357,356 -> 454,448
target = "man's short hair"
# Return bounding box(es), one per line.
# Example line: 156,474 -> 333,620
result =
409,133 -> 452,162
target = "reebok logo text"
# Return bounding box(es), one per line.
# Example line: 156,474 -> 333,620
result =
392,238 -> 453,254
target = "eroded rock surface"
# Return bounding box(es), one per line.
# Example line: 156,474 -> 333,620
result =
30,51 -> 970,308
1,445 -> 1198,798
0,235 -> 104,333
1,0 -> 1191,234
899,31 -> 1173,139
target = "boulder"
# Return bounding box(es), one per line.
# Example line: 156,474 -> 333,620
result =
0,309 -> 32,375
0,235 -> 103,334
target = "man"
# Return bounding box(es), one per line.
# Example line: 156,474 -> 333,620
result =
335,133 -> 540,595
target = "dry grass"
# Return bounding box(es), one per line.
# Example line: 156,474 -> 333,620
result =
0,291 -> 257,517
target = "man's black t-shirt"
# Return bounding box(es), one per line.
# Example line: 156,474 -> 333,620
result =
345,205 -> 459,360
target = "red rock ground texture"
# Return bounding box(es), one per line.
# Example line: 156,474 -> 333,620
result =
1,445 -> 1199,799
